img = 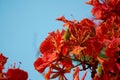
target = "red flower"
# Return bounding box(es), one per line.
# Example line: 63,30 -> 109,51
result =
92,4 -> 109,19
84,37 -> 103,58
97,57 -> 120,80
34,0 -> 120,80
0,53 -> 8,72
105,38 -> 120,57
34,30 -> 67,73
51,64 -> 70,80
7,68 -> 28,80
107,0 -> 119,8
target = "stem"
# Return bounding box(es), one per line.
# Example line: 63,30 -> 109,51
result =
72,63 -> 81,68
61,55 -> 80,62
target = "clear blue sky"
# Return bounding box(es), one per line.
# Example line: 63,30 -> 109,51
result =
0,0 -> 92,80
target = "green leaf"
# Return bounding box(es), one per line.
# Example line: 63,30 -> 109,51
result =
97,65 -> 102,77
63,28 -> 70,41
98,48 -> 108,58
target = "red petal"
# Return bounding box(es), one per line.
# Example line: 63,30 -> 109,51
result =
0,53 -> 8,66
73,67 -> 80,80
85,0 -> 99,6
82,71 -> 87,80
44,68 -> 51,80
80,18 -> 94,29
56,16 -> 66,22
116,63 -> 120,70
40,37 -> 55,54
34,58 -> 49,73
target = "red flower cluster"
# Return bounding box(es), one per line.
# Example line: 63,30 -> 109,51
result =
0,53 -> 28,80
34,0 -> 120,80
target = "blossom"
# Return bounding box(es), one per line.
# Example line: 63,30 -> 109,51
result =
86,0 -> 120,20
34,0 -> 120,80
44,64 -> 71,80
7,68 -> 28,80
34,30 -> 67,73
96,56 -> 120,80
84,37 -> 103,58
0,53 -> 28,80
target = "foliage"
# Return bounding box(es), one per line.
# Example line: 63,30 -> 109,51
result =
34,0 -> 120,80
